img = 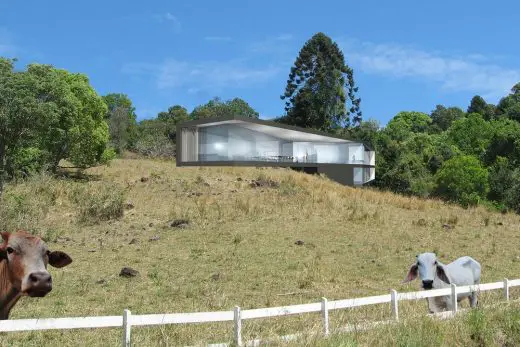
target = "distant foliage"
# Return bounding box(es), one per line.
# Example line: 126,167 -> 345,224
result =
447,113 -> 493,157
190,97 -> 259,119
131,97 -> 258,159
434,155 -> 489,207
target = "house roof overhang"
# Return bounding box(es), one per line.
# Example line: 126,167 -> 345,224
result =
177,116 -> 374,150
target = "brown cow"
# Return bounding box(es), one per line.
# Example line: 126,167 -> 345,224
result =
0,230 -> 72,319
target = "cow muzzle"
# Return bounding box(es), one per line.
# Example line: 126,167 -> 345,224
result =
24,271 -> 53,297
422,280 -> 434,290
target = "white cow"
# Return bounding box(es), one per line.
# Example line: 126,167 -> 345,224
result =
402,252 -> 481,313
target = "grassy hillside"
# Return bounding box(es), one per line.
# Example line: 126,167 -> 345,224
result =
1,157 -> 520,346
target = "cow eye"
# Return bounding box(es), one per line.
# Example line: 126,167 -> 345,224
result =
6,247 -> 14,254
434,261 -> 438,265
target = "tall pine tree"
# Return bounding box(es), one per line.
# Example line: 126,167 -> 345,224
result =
280,32 -> 361,131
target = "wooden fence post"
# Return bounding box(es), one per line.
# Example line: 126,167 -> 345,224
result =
122,309 -> 131,347
234,306 -> 242,347
504,278 -> 510,302
390,290 -> 399,321
451,284 -> 458,314
321,297 -> 329,336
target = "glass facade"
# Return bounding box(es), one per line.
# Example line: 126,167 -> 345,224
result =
186,123 -> 374,165
179,122 -> 375,185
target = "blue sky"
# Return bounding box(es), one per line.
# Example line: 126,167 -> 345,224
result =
1,0 -> 519,126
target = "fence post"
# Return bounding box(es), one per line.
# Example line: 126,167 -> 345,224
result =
451,284 -> 458,314
234,306 -> 242,347
122,309 -> 131,347
390,289 -> 399,321
321,297 -> 329,336
504,278 -> 510,302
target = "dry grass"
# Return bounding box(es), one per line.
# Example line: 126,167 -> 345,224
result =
1,157 -> 520,346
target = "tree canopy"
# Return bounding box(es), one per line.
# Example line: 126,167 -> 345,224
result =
0,58 -> 109,192
279,32 -> 361,132
190,97 -> 259,119
103,93 -> 138,153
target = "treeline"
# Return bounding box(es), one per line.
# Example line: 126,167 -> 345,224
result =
347,84 -> 520,213
0,57 -> 259,193
268,32 -> 520,213
3,30 -> 520,214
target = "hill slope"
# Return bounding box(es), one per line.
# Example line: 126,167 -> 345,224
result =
1,158 -> 519,346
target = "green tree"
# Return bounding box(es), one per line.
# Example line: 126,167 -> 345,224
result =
447,113 -> 493,157
504,169 -> 520,213
108,106 -> 131,154
426,134 -> 461,174
483,118 -> 520,166
280,32 -> 361,131
487,156 -> 514,203
25,64 -> 109,170
343,119 -> 380,149
372,129 -> 434,196
429,105 -> 465,132
0,58 -> 49,193
496,82 -> 520,122
134,118 -> 175,158
58,72 -> 109,168
467,95 -> 496,121
385,111 -> 431,142
190,97 -> 259,120
102,93 -> 138,150
157,105 -> 190,123
157,105 -> 190,141
434,155 -> 489,206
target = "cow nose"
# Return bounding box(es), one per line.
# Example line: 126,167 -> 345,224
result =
422,280 -> 433,289
28,271 -> 52,289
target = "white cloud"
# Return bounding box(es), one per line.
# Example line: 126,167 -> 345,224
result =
154,12 -> 181,32
276,34 -> 293,41
122,13 -> 181,32
204,36 -> 233,42
339,39 -> 520,100
250,34 -> 294,54
122,59 -> 281,92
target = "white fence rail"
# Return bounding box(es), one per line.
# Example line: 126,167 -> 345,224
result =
1,278 -> 519,346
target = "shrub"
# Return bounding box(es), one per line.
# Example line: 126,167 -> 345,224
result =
133,134 -> 176,158
7,147 -> 50,179
0,173 -> 59,233
99,146 -> 117,164
434,155 -> 489,207
69,182 -> 126,224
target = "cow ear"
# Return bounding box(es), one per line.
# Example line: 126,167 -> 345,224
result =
436,264 -> 450,284
0,233 -> 8,260
402,264 -> 418,283
0,232 -> 9,244
48,251 -> 72,268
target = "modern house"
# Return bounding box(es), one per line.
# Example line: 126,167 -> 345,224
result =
176,116 -> 375,186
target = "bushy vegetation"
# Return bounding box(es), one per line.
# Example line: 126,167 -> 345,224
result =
338,83 -> 520,212
68,182 -> 126,224
132,97 -> 259,158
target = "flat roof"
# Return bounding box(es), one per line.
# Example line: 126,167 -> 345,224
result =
178,116 -> 373,150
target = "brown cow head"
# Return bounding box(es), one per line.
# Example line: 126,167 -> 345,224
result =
0,231 -> 72,297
